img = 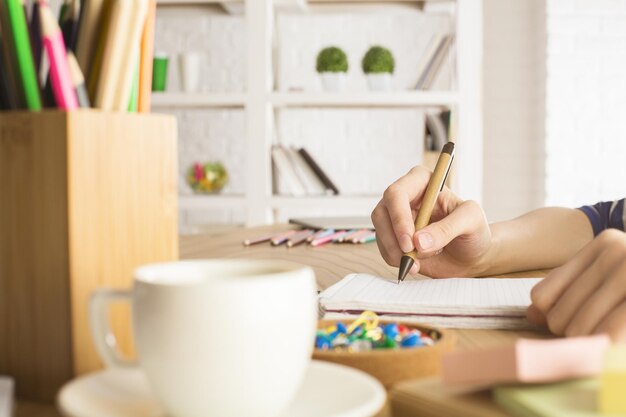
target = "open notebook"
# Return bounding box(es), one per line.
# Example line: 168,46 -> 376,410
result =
319,274 -> 542,329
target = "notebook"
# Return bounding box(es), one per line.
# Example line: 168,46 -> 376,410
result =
289,216 -> 373,230
319,273 -> 542,329
494,379 -> 602,417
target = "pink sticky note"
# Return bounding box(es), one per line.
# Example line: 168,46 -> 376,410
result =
442,334 -> 611,387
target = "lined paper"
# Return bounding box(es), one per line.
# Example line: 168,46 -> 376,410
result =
319,274 -> 542,329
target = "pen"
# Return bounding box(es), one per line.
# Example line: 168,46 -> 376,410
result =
398,141 -> 455,283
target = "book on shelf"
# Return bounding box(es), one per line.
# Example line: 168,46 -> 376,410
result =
425,109 -> 450,151
271,144 -> 339,196
415,33 -> 454,90
0,376 -> 13,417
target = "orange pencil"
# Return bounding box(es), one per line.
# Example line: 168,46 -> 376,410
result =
40,1 -> 78,109
137,0 -> 155,112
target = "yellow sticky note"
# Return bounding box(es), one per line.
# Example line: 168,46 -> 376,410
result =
600,345 -> 626,414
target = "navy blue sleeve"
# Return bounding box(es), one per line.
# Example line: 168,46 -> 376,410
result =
578,198 -> 625,237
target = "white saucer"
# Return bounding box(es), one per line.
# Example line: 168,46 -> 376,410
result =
58,360 -> 386,417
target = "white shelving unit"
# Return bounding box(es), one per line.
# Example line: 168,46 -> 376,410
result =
157,0 -> 483,227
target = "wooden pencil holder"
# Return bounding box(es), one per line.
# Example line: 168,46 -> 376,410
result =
0,110 -> 179,401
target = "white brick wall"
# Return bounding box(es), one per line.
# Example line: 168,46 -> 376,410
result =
545,0 -> 626,207
482,0 -> 546,222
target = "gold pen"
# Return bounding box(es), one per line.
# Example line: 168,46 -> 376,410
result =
397,141 -> 455,283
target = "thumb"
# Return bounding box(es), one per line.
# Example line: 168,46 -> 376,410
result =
413,200 -> 484,254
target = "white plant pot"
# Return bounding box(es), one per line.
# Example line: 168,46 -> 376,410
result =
320,72 -> 347,92
366,73 -> 392,91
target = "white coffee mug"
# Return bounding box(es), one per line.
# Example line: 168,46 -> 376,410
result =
90,259 -> 317,417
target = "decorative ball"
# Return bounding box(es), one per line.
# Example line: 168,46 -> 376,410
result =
186,162 -> 228,193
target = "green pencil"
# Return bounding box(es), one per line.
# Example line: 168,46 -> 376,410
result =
6,0 -> 41,110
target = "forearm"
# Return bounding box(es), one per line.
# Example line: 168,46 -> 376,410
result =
478,207 -> 594,276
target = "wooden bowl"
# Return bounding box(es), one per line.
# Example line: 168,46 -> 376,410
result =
313,319 -> 456,388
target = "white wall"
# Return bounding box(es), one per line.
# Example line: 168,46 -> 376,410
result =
545,0 -> 626,207
482,0 -> 546,222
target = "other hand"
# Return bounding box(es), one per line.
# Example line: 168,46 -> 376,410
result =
528,229 -> 626,341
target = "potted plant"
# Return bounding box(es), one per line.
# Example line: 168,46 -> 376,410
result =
316,46 -> 349,91
362,46 -> 395,91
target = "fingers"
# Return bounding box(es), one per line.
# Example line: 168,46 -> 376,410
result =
530,229 -> 626,339
381,167 -> 432,252
413,200 -> 484,255
372,202 -> 419,274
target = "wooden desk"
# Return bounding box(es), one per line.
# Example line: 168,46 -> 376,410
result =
16,225 -> 549,417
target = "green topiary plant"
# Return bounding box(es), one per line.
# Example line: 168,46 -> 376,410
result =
362,46 -> 395,74
316,46 -> 349,73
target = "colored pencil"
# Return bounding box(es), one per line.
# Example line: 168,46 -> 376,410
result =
94,0 -> 134,109
243,233 -> 275,246
112,0 -> 147,111
127,59 -> 139,111
270,230 -> 297,246
287,229 -> 315,248
60,0 -> 80,52
0,30 -> 17,109
66,51 -> 89,107
0,0 -> 24,107
307,228 -> 335,243
6,0 -> 41,110
137,0 -> 154,112
28,1 -> 42,75
40,2 -> 78,109
357,231 -> 377,244
349,229 -> 372,243
87,0 -> 112,101
76,0 -> 105,83
311,231 -> 347,247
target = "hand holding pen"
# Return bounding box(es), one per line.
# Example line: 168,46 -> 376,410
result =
371,142 -> 492,280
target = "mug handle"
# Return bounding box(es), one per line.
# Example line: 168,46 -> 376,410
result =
89,289 -> 138,368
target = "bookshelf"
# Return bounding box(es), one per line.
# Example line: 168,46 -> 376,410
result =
155,0 -> 483,228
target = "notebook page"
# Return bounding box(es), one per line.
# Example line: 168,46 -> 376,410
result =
320,274 -> 542,317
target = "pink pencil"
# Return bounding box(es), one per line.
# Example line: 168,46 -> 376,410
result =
40,1 -> 78,110
270,230 -> 297,246
348,229 -> 372,243
242,233 -> 275,246
287,229 -> 315,248
310,230 -> 347,247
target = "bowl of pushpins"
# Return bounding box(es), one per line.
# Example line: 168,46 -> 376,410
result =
313,311 -> 456,387
186,161 -> 228,193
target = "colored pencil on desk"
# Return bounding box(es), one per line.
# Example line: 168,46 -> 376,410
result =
28,1 -> 42,75
357,231 -> 376,244
270,230 -> 297,246
112,0 -> 147,111
311,231 -> 347,247
40,2 -> 78,110
307,228 -> 335,242
287,229 -> 315,248
60,0 -> 80,52
137,0 -> 155,112
66,51 -> 89,107
348,229 -> 372,243
76,0 -> 105,82
0,31 -> 18,109
243,233 -> 276,246
6,0 -> 41,110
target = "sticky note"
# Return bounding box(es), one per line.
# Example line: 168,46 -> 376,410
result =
442,335 -> 610,387
600,345 -> 626,414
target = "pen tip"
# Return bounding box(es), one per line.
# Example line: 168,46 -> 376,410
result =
397,255 -> 414,283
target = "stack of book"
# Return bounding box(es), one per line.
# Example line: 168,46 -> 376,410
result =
272,144 -> 340,196
415,33 -> 455,90
0,0 -> 156,112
